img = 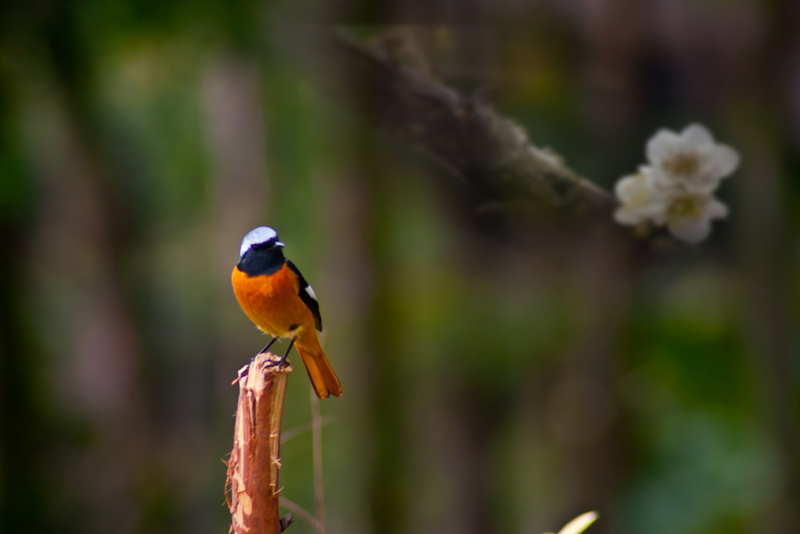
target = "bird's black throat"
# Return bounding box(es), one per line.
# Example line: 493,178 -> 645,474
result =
238,246 -> 285,276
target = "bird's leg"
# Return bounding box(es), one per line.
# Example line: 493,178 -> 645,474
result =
258,337 -> 278,355
265,337 -> 295,368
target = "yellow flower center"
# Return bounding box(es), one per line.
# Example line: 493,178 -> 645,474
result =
667,195 -> 704,220
629,178 -> 652,206
663,151 -> 700,177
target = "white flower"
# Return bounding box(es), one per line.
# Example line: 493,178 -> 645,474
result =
613,167 -> 667,226
613,166 -> 729,244
614,123 -> 737,244
647,123 -> 740,193
660,191 -> 729,244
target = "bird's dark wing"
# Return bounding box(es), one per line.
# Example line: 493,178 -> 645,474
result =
286,260 -> 322,331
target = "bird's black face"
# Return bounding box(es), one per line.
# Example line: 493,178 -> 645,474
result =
237,226 -> 286,276
250,238 -> 281,252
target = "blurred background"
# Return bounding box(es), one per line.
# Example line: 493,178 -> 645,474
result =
1,1 -> 799,533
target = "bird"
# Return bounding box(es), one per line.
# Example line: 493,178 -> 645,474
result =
231,226 -> 342,399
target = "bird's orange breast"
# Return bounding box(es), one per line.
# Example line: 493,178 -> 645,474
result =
231,263 -> 316,338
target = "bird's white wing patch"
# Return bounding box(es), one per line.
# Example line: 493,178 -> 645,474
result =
305,286 -> 317,301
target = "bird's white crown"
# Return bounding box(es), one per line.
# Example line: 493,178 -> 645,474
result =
239,226 -> 282,258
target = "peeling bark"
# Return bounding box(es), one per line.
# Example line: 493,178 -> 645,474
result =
227,353 -> 292,534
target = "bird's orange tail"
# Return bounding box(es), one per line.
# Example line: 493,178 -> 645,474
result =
295,329 -> 342,399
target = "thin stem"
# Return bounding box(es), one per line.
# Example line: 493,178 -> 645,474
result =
280,415 -> 337,444
279,497 -> 321,532
311,387 -> 326,534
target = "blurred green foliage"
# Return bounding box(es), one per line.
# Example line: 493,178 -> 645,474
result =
1,1 -> 799,534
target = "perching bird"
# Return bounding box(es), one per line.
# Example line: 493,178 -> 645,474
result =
231,226 -> 342,399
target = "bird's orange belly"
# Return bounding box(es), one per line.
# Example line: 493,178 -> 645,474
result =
231,264 -> 314,338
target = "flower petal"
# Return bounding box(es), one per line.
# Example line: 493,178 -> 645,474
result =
706,197 -> 729,219
614,206 -> 646,225
668,218 -> 712,244
614,175 -> 641,202
646,129 -> 684,166
706,144 -> 740,179
651,167 -> 687,190
684,178 -> 722,195
557,512 -> 599,534
681,123 -> 714,145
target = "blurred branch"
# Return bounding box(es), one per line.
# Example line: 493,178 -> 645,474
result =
331,30 -> 617,217
227,353 -> 292,534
